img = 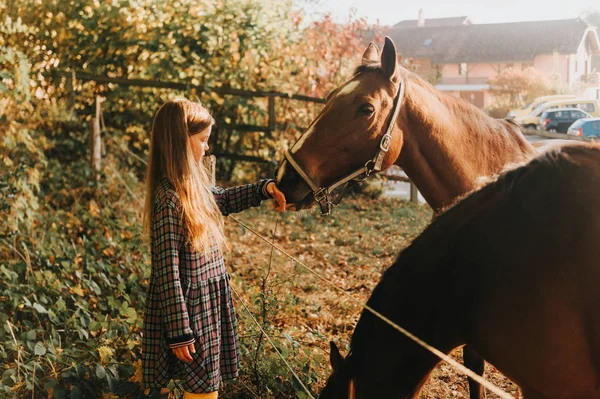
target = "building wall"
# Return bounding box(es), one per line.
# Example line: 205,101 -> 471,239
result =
435,58 -> 573,111
420,34 -> 599,110
439,62 -> 528,82
411,58 -> 439,83
532,53 -> 569,86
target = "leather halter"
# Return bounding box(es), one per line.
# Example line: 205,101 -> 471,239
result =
284,78 -> 406,216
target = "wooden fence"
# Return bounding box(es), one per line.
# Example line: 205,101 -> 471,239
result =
64,70 -> 423,202
62,70 -> 325,177
520,127 -> 597,142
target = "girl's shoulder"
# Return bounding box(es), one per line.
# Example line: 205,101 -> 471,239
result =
154,177 -> 181,211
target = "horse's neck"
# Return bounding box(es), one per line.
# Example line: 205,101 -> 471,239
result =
396,81 -> 537,213
352,250 -> 470,398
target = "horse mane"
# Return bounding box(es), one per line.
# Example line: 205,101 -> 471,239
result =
352,62 -> 509,138
348,145 -> 585,366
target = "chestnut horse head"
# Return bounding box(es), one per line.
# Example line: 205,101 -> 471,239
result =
276,37 -> 537,215
277,37 -> 404,214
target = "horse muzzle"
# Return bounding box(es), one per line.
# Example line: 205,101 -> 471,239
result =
276,158 -> 316,210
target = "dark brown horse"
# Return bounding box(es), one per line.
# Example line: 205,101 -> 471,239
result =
276,37 -> 540,397
319,144 -> 600,399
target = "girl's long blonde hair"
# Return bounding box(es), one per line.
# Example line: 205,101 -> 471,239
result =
143,98 -> 226,253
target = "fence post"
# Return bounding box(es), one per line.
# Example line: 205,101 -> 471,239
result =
409,180 -> 419,203
66,70 -> 76,111
91,95 -> 103,181
203,155 -> 216,186
268,94 -> 275,132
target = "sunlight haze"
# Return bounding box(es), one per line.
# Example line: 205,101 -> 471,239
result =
312,0 -> 599,25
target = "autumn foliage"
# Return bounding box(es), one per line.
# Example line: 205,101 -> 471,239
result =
487,66 -> 563,116
0,1 -> 386,397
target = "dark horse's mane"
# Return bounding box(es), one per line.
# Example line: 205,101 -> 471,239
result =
347,146 -> 576,368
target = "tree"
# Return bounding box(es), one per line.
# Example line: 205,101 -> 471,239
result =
487,66 -> 563,116
582,9 -> 600,28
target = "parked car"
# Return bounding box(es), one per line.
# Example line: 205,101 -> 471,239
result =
537,108 -> 592,133
507,94 -> 577,119
567,117 -> 600,138
516,98 -> 600,129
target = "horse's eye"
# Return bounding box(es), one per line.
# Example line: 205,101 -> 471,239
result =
357,103 -> 375,116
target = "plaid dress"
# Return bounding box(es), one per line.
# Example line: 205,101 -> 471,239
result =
142,177 -> 273,393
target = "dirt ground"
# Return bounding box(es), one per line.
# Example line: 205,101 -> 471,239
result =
224,195 -> 521,398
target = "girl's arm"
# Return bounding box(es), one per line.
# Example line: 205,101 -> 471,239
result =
211,179 -> 275,216
152,202 -> 195,349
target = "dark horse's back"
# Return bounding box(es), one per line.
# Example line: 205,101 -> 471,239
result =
348,143 -> 600,399
461,143 -> 600,398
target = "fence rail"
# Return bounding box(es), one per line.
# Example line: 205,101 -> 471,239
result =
60,70 -> 327,179
520,127 -> 596,142
60,70 -> 326,103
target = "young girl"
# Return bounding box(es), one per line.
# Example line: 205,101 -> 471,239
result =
142,98 -> 286,398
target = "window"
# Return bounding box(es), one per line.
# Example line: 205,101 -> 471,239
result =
579,103 -> 594,113
459,63 -> 467,76
570,111 -> 584,119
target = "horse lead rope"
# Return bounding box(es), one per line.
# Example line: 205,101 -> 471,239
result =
229,215 -> 516,399
230,284 -> 316,399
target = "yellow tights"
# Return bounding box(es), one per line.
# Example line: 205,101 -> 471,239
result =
183,392 -> 218,399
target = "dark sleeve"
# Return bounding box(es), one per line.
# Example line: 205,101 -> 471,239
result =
151,203 -> 195,348
211,179 -> 275,216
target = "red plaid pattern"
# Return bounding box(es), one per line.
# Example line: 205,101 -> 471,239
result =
142,177 -> 272,393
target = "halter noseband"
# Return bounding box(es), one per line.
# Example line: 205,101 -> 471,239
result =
284,78 -> 406,216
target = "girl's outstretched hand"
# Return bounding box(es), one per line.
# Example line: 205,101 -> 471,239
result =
266,182 -> 287,212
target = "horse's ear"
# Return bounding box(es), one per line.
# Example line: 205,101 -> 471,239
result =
361,42 -> 379,65
329,341 -> 344,372
381,36 -> 398,82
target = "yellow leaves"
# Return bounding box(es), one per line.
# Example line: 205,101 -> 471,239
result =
69,285 -> 85,297
210,92 -> 224,105
2,155 -> 13,167
10,381 -> 25,392
98,346 -> 114,364
89,200 -> 100,218
102,247 -> 115,257
120,230 -> 133,240
129,359 -> 143,383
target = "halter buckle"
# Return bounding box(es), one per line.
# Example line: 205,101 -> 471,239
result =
314,187 -> 328,203
313,188 -> 332,216
364,160 -> 376,175
380,133 -> 392,152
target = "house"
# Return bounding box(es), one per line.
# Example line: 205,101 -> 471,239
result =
393,10 -> 471,28
388,15 -> 600,109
